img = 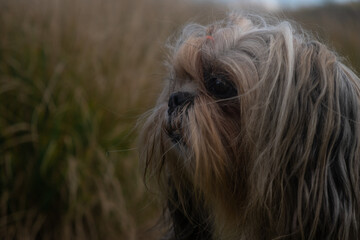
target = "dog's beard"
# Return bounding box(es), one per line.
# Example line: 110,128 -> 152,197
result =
142,89 -> 245,202
140,90 -> 249,239
165,101 -> 193,147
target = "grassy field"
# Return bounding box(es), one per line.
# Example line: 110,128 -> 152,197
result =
0,0 -> 359,239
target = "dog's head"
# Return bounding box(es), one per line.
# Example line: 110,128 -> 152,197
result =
140,13 -> 360,239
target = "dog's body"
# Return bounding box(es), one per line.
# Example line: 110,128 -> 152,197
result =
140,13 -> 360,239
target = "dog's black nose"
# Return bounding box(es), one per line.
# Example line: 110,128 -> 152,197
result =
168,91 -> 193,115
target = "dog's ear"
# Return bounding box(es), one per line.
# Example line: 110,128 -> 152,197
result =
246,38 -> 360,238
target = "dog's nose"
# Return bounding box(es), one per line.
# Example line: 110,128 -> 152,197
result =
168,91 -> 193,115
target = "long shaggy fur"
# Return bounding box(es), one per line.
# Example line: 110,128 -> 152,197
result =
139,13 -> 360,240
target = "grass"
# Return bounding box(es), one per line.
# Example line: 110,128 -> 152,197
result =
286,2 -> 360,73
0,0 -> 359,239
0,0 -> 179,239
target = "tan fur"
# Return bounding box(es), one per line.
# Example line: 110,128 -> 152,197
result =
139,13 -> 360,240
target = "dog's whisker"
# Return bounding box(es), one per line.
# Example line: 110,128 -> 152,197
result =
106,148 -> 138,155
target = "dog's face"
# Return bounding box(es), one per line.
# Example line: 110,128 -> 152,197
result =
140,14 -> 360,239
142,16 -> 258,197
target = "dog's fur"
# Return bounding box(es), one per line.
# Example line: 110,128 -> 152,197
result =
139,13 -> 360,239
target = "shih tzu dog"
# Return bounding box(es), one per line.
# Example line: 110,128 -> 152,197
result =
139,13 -> 360,240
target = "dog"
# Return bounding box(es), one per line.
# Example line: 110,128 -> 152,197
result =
139,13 -> 360,240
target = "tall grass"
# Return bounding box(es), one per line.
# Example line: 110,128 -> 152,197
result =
0,0 -> 359,239
287,3 -> 360,73
0,0 -> 201,239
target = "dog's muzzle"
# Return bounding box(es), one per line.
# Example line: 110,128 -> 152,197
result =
167,91 -> 194,115
167,91 -> 194,144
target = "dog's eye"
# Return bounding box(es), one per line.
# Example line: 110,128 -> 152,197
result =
206,77 -> 237,99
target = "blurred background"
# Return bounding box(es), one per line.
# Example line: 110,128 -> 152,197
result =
0,0 -> 359,239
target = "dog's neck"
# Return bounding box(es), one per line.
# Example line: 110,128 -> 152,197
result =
167,183 -> 213,240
